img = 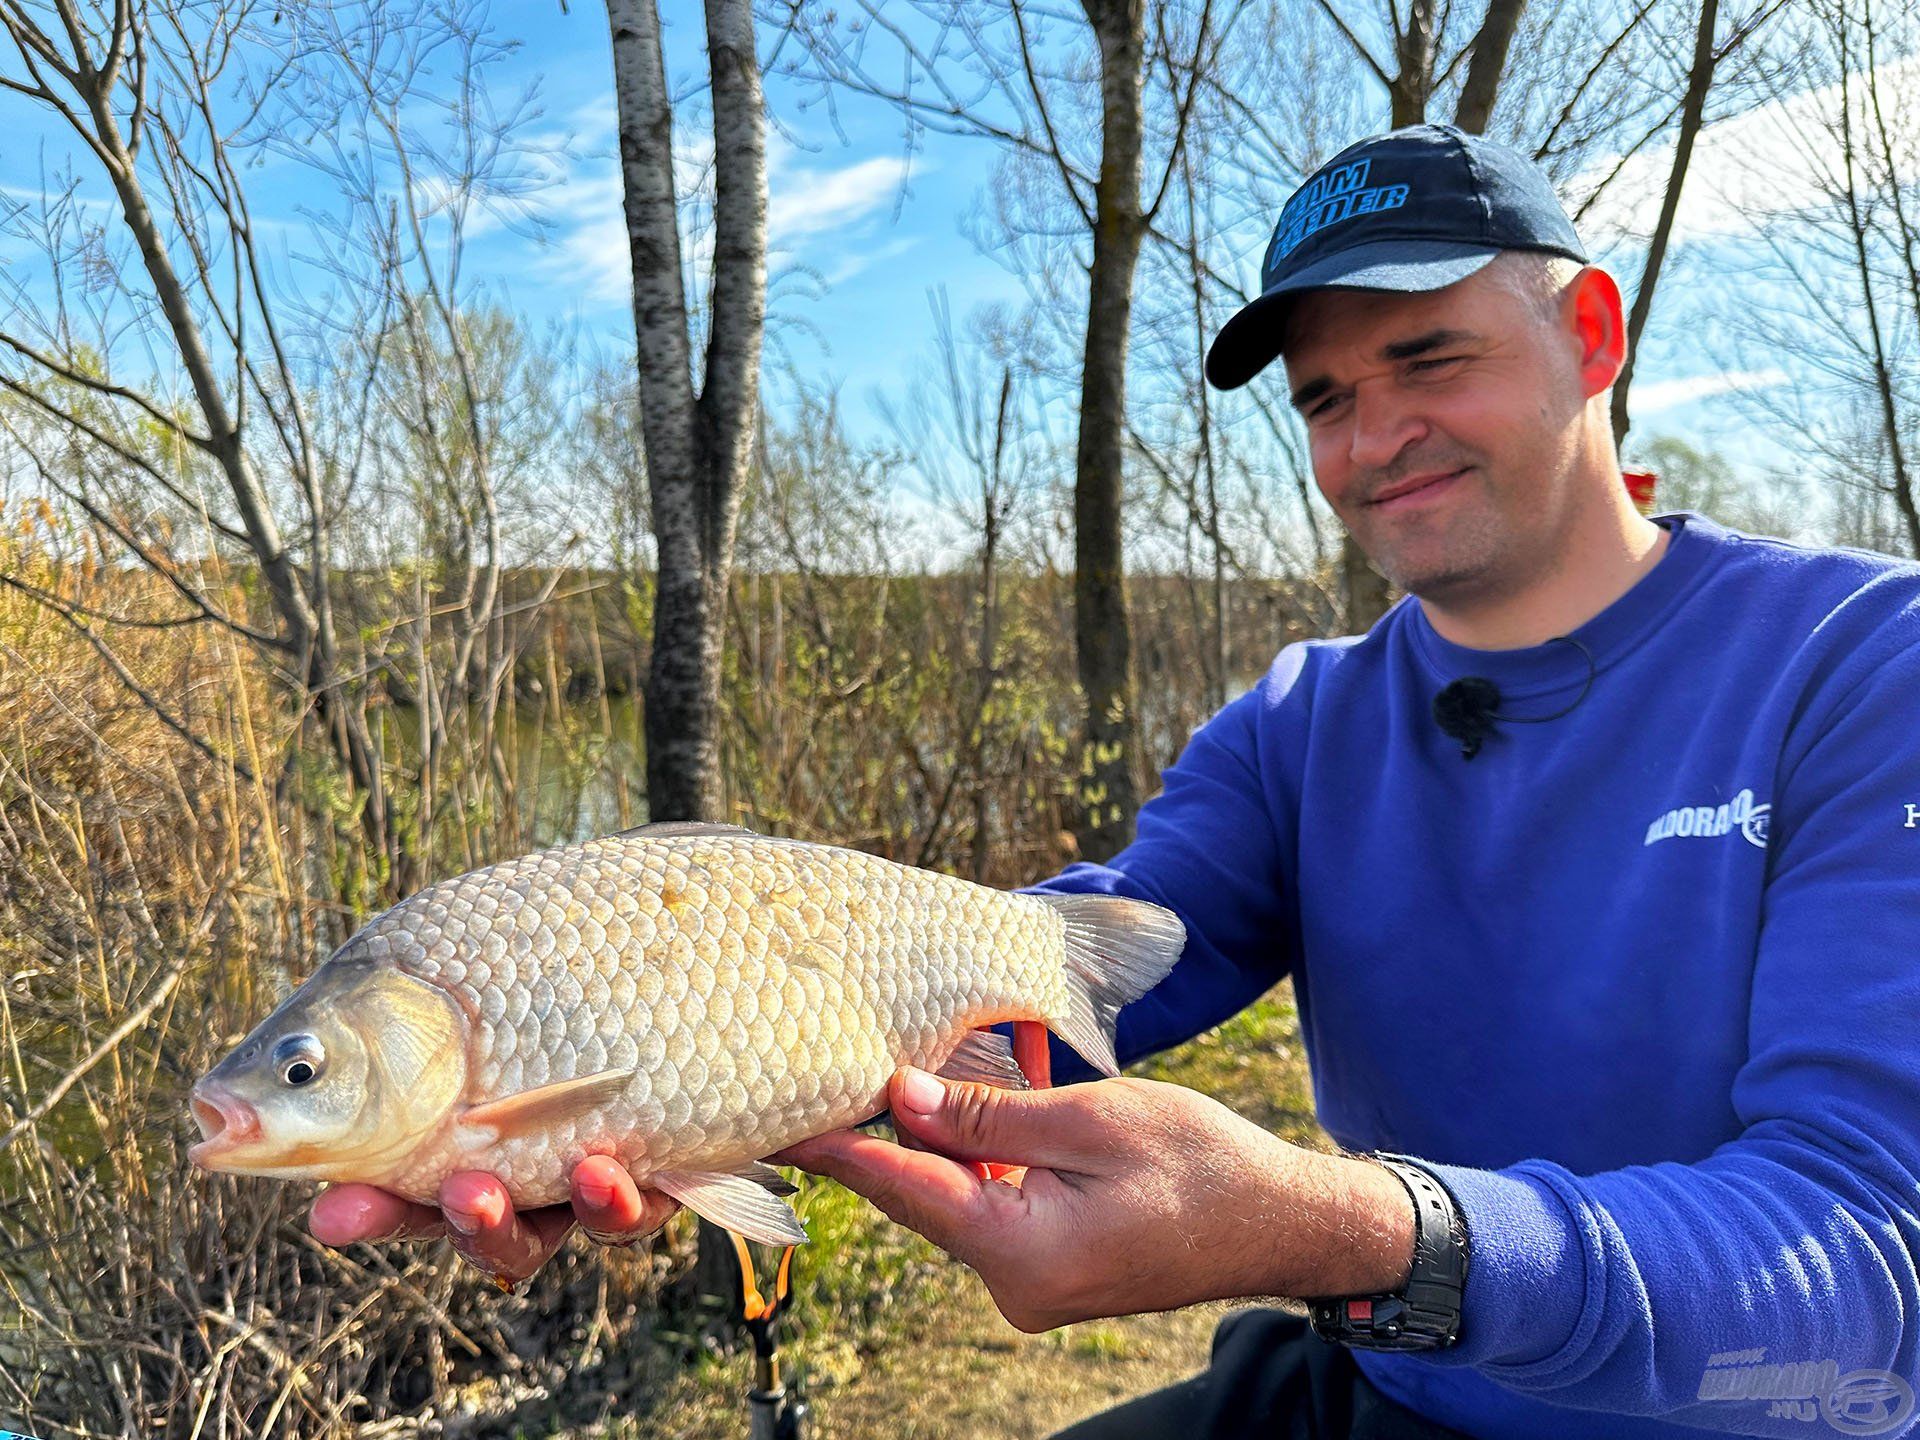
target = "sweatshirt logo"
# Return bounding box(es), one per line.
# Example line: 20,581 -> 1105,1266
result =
1644,788 -> 1770,849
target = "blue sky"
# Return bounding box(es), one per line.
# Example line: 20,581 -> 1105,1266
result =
427,4 -> 1037,419
3,1 -> 1901,537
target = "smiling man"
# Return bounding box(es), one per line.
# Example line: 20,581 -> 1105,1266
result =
776,126 -> 1920,1439
312,126 -> 1920,1440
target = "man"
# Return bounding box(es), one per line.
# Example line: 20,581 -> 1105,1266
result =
316,127 -> 1920,1439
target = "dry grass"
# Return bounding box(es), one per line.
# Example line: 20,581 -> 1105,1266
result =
0,508 -> 1322,1439
0,509 -> 672,1438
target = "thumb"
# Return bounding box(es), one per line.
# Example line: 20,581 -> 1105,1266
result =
889,1067 -> 1109,1171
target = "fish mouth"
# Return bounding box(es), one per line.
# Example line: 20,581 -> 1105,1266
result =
188,1081 -> 263,1170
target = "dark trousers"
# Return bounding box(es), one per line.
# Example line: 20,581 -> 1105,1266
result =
1051,1308 -> 1473,1440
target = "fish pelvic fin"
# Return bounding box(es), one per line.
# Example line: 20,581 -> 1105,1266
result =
652,1167 -> 808,1246
935,1028 -> 1031,1090
1031,893 -> 1187,1077
455,1067 -> 635,1146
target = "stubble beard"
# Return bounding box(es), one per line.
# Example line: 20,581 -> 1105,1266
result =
1346,461 -> 1519,604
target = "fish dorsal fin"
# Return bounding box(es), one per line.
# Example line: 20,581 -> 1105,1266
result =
456,1068 -> 635,1146
651,1167 -> 808,1246
935,1029 -> 1032,1090
615,821 -> 756,841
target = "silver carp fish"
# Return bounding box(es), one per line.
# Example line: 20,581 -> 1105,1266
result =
189,823 -> 1185,1244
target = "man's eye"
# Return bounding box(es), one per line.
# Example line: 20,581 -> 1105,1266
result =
1412,355 -> 1465,372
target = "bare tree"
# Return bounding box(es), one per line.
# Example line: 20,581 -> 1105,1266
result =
0,0 -> 559,898
1609,0 -> 1721,448
607,0 -> 766,823
1608,0 -> 1793,447
1729,0 -> 1918,555
784,0 -> 1224,860
880,291 -> 1054,877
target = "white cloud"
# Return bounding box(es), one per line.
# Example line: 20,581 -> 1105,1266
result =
1572,54 -> 1920,249
1632,367 -> 1789,414
769,154 -> 912,246
818,234 -> 920,289
535,121 -> 921,305
537,171 -> 636,303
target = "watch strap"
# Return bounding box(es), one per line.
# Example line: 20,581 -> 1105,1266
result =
1309,1154 -> 1470,1351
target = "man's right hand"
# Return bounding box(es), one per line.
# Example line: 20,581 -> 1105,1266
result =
308,1155 -> 681,1286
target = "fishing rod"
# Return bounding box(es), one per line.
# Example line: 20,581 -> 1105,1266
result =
723,1023 -> 1053,1438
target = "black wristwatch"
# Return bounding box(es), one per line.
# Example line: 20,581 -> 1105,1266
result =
1308,1153 -> 1469,1352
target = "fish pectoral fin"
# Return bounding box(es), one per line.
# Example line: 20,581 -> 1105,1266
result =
455,1068 -> 636,1145
653,1169 -> 808,1246
935,1028 -> 1032,1091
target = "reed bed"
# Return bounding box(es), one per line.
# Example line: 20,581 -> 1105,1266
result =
0,500 -> 1316,1437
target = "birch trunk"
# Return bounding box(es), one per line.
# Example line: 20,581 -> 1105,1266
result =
607,0 -> 766,824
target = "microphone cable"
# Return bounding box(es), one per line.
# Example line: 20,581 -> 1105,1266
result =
1430,634 -> 1597,760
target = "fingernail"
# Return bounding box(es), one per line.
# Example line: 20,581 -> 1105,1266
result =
899,1067 -> 944,1117
576,1178 -> 615,1210
446,1207 -> 481,1236
341,1197 -> 389,1238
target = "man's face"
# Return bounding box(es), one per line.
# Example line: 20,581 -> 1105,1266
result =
1280,259 -> 1591,604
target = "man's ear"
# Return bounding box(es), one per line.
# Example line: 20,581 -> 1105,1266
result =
1570,266 -> 1627,399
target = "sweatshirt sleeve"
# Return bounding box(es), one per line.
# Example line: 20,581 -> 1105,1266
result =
1408,587 -> 1920,1434
1013,645 -> 1313,1085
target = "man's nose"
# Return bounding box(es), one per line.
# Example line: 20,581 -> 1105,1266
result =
1347,386 -> 1427,474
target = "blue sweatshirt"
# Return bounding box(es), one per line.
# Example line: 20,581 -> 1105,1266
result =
1026,513 -> 1920,1438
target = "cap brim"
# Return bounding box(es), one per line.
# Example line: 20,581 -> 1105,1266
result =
1205,240 -> 1504,390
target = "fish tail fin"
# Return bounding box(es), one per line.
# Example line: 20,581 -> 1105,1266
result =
1029,893 -> 1186,1077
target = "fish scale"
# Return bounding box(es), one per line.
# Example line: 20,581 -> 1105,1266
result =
190,822 -> 1186,1246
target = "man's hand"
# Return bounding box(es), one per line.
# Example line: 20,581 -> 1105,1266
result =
308,1155 -> 681,1287
776,1068 -> 1415,1333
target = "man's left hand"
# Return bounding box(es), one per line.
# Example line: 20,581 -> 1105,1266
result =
775,1068 -> 1415,1333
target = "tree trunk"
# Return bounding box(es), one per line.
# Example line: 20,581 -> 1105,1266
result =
1611,0 -> 1718,449
1453,0 -> 1530,133
607,0 -> 767,1312
607,0 -> 765,825
1388,0 -> 1435,126
1072,0 -> 1148,864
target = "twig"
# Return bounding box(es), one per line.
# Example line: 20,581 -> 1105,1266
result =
0,965 -> 184,1152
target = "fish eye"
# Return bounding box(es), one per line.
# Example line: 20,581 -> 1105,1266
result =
272,1034 -> 325,1087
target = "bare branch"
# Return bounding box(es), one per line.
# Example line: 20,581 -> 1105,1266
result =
0,329 -> 214,452
1312,0 -> 1392,86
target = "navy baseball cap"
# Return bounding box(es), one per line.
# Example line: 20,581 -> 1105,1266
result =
1205,124 -> 1588,390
